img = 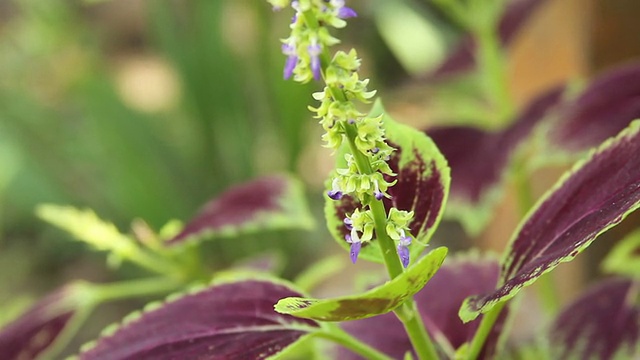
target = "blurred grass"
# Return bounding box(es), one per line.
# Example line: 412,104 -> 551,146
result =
0,0 -> 319,288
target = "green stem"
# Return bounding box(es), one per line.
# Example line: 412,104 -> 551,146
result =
473,13 -> 514,127
301,7 -> 439,359
122,245 -> 184,278
513,157 -> 560,313
319,323 -> 394,360
344,126 -> 439,360
395,302 -> 441,360
465,301 -> 506,360
89,276 -> 183,304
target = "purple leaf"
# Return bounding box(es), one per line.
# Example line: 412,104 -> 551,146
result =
0,284 -> 87,360
336,255 -> 507,359
460,120 -> 640,322
548,63 -> 640,152
167,175 -> 313,246
80,279 -> 319,360
326,101 -> 451,263
549,278 -> 640,360
431,0 -> 550,78
427,85 -> 565,234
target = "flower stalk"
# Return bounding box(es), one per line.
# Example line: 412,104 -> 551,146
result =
266,1 -> 440,358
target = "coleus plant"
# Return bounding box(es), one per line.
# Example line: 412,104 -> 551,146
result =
2,0 -> 640,359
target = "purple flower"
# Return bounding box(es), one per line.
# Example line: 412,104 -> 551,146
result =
397,244 -> 410,268
282,43 -> 298,80
373,179 -> 384,201
308,43 -> 322,81
332,0 -> 357,18
397,231 -> 412,268
343,217 -> 353,230
327,190 -> 343,200
337,6 -> 357,18
327,178 -> 344,200
346,233 -> 362,264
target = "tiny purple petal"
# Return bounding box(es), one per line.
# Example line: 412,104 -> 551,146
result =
343,217 -> 353,230
399,235 -> 412,247
374,191 -> 384,201
283,55 -> 298,80
397,245 -> 410,268
371,147 -> 380,154
350,241 -> 361,264
348,119 -> 356,124
338,6 -> 358,19
308,44 -> 322,81
327,190 -> 343,200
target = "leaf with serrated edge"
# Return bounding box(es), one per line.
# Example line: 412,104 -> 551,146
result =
459,120 -> 640,322
336,252 -> 506,360
428,85 -> 565,235
79,277 -> 319,360
326,100 -> 450,264
0,283 -> 91,360
167,175 -> 314,247
549,278 -> 640,360
275,247 -> 447,322
547,63 -> 640,153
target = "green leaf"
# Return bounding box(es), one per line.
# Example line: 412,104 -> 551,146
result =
601,228 -> 640,278
274,247 -> 447,321
36,204 -> 139,259
326,100 -> 451,264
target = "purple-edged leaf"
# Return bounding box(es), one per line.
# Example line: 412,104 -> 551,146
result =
431,0 -> 550,78
549,278 -> 640,360
547,63 -> 640,153
80,279 -> 319,360
325,100 -> 450,264
460,120 -> 640,322
275,247 -> 447,322
167,175 -> 313,246
427,85 -> 565,235
336,254 -> 507,359
0,284 -> 88,360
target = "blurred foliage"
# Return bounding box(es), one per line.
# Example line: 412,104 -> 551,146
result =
0,0 -> 331,292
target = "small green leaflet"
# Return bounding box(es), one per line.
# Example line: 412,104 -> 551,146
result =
274,247 -> 447,321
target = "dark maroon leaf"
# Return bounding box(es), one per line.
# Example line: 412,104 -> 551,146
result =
80,279 -> 319,360
0,284 -> 85,360
336,255 -> 507,359
167,175 -> 313,246
550,278 -> 640,360
431,0 -> 550,78
460,120 -> 640,321
427,85 -> 565,234
549,63 -> 640,152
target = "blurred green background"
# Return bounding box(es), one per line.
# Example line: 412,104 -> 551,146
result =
1,0 -> 640,349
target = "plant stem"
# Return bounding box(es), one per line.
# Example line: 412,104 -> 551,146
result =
319,323 -> 394,360
513,157 -> 560,313
472,12 -> 514,127
89,276 -> 183,304
301,7 -> 440,359
465,301 -> 506,360
395,302 -> 441,360
344,125 -> 439,360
